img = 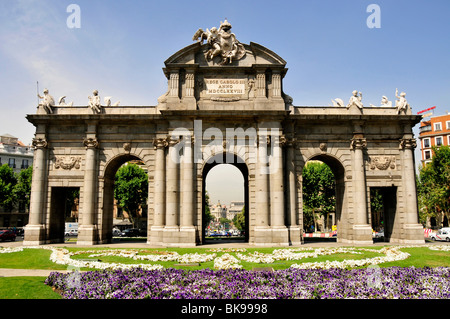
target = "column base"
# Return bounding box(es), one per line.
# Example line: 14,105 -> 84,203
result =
399,224 -> 425,244
253,226 -> 289,246
288,226 -> 302,245
162,226 -> 197,247
148,225 -> 164,245
351,224 -> 373,245
23,224 -> 46,245
77,225 -> 98,246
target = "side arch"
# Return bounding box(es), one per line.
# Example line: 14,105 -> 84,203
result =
299,152 -> 348,240
99,152 -> 148,244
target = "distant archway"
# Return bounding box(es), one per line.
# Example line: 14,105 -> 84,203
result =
202,153 -> 249,244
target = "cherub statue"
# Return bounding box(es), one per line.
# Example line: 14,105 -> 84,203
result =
347,90 -> 364,109
370,96 -> 392,108
37,88 -> 55,114
88,90 -> 102,113
395,88 -> 409,114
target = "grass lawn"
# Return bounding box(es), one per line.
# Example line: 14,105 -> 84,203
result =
0,244 -> 448,299
0,277 -> 61,299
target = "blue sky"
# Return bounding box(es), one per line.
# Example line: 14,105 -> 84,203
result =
1,0 -> 449,205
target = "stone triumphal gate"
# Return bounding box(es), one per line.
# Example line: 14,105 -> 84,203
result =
24,21 -> 424,246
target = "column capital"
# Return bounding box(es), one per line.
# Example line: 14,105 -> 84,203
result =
83,137 -> 99,149
166,136 -> 180,147
350,137 -> 367,150
153,138 -> 168,150
32,137 -> 48,149
399,138 -> 417,150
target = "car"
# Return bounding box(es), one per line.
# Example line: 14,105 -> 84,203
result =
0,230 -> 16,241
120,228 -> 141,237
430,228 -> 450,242
112,228 -> 122,237
64,229 -> 78,236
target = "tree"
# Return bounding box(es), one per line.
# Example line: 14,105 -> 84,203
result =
114,163 -> 148,229
233,206 -> 245,231
302,161 -> 336,231
417,146 -> 450,227
204,192 -> 214,230
0,164 -> 17,212
13,166 -> 32,212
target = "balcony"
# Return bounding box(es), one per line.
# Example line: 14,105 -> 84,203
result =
420,125 -> 432,133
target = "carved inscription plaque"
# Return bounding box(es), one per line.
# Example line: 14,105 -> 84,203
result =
204,78 -> 246,95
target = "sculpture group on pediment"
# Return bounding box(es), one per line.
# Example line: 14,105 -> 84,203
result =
193,19 -> 246,65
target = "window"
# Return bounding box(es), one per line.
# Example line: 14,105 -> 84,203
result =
446,121 -> 450,130
423,138 -> 430,148
424,150 -> 431,160
434,122 -> 442,131
21,159 -> 29,169
8,158 -> 15,168
435,136 -> 443,147
448,135 -> 450,145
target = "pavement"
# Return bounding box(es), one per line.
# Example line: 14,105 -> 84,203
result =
0,237 -> 446,277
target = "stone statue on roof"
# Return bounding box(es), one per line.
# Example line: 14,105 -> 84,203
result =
37,88 -> 55,114
88,90 -> 102,113
193,19 -> 246,65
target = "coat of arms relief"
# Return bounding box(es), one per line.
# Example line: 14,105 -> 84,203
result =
193,19 -> 246,65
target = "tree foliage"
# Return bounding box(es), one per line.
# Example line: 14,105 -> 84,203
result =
204,192 -> 214,230
13,166 -> 33,212
114,163 -> 148,228
417,146 -> 450,226
302,161 -> 336,231
233,206 -> 245,231
0,164 -> 18,212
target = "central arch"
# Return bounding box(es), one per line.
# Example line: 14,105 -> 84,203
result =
201,152 -> 249,244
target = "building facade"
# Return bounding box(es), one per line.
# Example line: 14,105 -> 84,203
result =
418,112 -> 450,164
23,21 -> 424,246
0,134 -> 34,227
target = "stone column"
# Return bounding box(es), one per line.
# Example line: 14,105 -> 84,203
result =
150,138 -> 167,244
399,137 -> 424,243
350,136 -> 372,244
78,136 -> 99,245
256,134 -> 270,227
180,135 -> 196,246
164,137 -> 180,244
269,131 -> 289,246
23,137 -> 48,245
254,132 -> 271,245
256,72 -> 266,98
169,72 -> 179,97
271,134 -> 285,227
286,137 -> 301,245
272,72 -> 282,98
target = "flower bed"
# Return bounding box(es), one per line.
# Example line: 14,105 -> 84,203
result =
44,267 -> 450,299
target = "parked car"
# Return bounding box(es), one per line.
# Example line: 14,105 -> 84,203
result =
64,229 -> 78,236
0,230 -> 16,241
112,228 -> 122,237
120,228 -> 141,237
430,228 -> 450,242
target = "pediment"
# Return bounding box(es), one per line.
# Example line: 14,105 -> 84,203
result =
164,42 -> 286,70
